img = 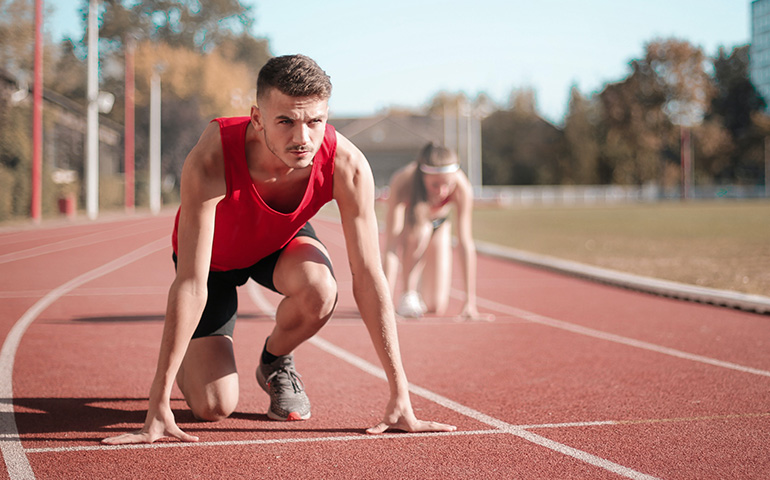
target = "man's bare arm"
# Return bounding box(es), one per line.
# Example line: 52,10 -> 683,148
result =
332,133 -> 456,434
103,123 -> 226,445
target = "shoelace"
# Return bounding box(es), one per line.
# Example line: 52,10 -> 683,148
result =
266,367 -> 305,394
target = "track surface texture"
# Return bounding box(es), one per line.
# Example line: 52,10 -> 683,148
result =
0,212 -> 768,479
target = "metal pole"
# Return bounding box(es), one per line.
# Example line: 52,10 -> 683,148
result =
86,0 -> 99,219
472,113 -> 483,192
149,69 -> 161,215
456,98 -> 465,170
31,0 -> 43,222
124,38 -> 135,213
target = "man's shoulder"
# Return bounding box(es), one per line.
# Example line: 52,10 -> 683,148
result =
331,130 -> 364,169
185,122 -> 226,180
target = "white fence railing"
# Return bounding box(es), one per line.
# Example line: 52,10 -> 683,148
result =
476,184 -> 768,205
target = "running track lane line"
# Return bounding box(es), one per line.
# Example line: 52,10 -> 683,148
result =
317,217 -> 770,378
245,279 -> 660,480
462,291 -> 770,378
7,276 -> 661,480
308,336 -> 660,480
0,220 -> 166,265
0,236 -> 171,480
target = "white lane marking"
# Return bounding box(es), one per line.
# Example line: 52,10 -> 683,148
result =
0,287 -> 168,299
26,412 -> 770,454
464,292 -> 770,378
308,337 -> 660,480
245,279 -> 659,480
1,237 -> 170,480
0,221 -> 165,265
12,216 -> 750,480
24,429 -> 507,453
318,214 -> 770,378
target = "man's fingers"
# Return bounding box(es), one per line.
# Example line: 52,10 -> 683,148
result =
101,432 -> 152,445
366,420 -> 457,435
101,428 -> 198,445
365,422 -> 390,435
416,421 -> 457,432
169,428 -> 199,443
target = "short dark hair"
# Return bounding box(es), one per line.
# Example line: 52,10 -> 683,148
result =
256,54 -> 332,104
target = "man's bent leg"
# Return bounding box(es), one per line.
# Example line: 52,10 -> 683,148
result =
255,236 -> 336,421
177,335 -> 239,422
267,236 -> 338,355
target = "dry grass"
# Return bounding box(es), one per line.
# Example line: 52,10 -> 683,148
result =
471,200 -> 770,296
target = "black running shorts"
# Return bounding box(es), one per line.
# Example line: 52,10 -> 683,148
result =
173,222 -> 333,339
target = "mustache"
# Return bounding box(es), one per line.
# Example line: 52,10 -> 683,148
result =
287,145 -> 312,153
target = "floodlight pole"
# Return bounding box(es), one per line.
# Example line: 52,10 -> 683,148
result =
86,0 -> 99,219
149,67 -> 162,215
124,37 -> 135,213
31,0 -> 43,223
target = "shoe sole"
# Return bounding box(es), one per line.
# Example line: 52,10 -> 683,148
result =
267,410 -> 311,421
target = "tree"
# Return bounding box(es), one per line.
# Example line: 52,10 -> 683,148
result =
563,86 -> 600,184
57,0 -> 273,206
597,38 -> 713,187
95,0 -> 254,53
707,45 -> 767,184
481,88 -> 563,185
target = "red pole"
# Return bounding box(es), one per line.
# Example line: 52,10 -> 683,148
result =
31,0 -> 43,222
124,38 -> 135,213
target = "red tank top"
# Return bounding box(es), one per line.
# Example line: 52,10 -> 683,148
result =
172,116 -> 337,272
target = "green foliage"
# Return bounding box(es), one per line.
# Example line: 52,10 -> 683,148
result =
563,87 -> 600,184
481,89 -> 564,185
482,38 -> 768,188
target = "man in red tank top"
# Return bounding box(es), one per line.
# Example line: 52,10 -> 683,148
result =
104,55 -> 455,445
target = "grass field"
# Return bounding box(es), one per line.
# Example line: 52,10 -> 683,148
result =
4,199 -> 767,299
471,200 -> 770,297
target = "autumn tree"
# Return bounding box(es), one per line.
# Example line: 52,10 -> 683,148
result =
562,86 -> 600,184
706,45 -> 767,183
481,88 -> 563,185
61,0 -> 272,204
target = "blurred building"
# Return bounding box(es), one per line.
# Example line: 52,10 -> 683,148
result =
329,112 -> 482,189
751,0 -> 770,106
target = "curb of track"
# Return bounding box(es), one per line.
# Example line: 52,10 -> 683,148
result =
475,240 -> 770,316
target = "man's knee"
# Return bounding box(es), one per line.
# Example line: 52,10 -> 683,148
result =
185,382 -> 239,422
189,394 -> 238,422
300,270 -> 338,325
177,336 -> 239,422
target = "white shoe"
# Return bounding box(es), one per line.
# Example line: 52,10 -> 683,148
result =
396,291 -> 427,318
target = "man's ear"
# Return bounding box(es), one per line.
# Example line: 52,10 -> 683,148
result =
250,105 -> 264,132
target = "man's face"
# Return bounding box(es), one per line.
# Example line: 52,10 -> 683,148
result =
252,89 -> 329,170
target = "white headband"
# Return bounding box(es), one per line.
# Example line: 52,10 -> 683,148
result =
419,163 -> 460,175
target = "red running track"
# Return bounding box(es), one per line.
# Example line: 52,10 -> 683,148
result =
0,212 -> 768,479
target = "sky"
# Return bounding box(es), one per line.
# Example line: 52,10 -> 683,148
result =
47,0 -> 750,124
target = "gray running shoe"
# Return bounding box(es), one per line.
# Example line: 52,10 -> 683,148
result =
256,354 -> 311,421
